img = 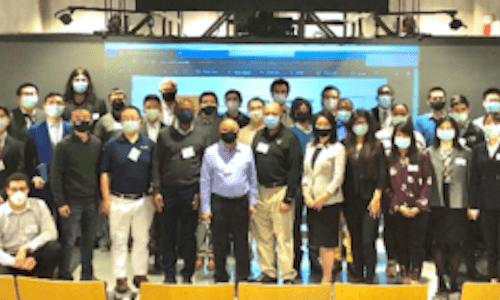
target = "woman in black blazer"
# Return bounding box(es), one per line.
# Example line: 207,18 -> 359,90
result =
343,110 -> 387,283
470,112 -> 500,282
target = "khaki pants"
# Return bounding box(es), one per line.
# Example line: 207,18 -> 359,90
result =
253,185 -> 297,281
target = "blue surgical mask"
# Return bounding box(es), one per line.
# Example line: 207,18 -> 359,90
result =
352,124 -> 369,136
264,115 -> 280,129
450,112 -> 468,124
484,101 -> 500,113
391,115 -> 408,126
484,124 -> 500,139
272,93 -> 287,104
22,95 -> 38,109
73,81 -> 88,94
377,95 -> 393,109
45,104 -> 64,118
436,128 -> 455,141
336,110 -> 351,124
394,136 -> 411,149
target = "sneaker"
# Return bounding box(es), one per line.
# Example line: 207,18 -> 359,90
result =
253,274 -> 277,283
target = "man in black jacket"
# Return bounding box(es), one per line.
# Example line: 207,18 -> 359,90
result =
8,83 -> 46,142
0,106 -> 24,198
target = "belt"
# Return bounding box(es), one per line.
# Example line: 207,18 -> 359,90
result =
212,193 -> 248,201
111,191 -> 147,200
260,181 -> 286,188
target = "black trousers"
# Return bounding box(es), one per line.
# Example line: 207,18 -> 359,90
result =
343,202 -> 379,280
394,212 -> 429,271
0,241 -> 62,278
382,193 -> 397,261
480,209 -> 500,279
160,184 -> 199,280
293,187 -> 305,273
211,194 -> 250,282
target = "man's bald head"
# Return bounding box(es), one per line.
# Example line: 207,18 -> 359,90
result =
263,102 -> 282,118
158,78 -> 177,93
177,98 -> 195,112
219,118 -> 239,134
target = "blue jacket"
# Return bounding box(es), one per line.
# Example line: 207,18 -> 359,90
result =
414,113 -> 436,147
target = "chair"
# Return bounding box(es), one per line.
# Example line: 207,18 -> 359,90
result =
16,276 -> 106,300
140,283 -> 235,300
461,282 -> 500,300
237,283 -> 332,300
0,275 -> 18,300
334,283 -> 427,300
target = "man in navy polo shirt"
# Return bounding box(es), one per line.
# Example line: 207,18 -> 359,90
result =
100,106 -> 157,293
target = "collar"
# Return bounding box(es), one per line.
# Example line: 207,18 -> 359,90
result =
295,123 -> 312,134
5,199 -> 32,215
147,121 -> 161,130
249,122 -> 265,131
218,140 -> 241,153
20,107 -> 35,117
429,111 -> 446,121
264,124 -> 283,140
47,118 -> 62,127
118,134 -> 142,145
173,120 -> 194,136
0,131 -> 7,148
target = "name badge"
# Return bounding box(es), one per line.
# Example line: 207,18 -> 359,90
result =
128,147 -> 141,162
496,153 -> 500,161
0,160 -> 5,172
408,164 -> 419,172
113,122 -> 123,131
256,142 -> 269,154
458,138 -> 467,147
92,112 -> 100,121
181,146 -> 195,159
455,157 -> 467,166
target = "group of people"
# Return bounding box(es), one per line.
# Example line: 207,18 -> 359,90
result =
0,68 -> 500,295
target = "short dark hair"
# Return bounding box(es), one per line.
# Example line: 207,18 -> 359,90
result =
247,97 -> 265,108
16,83 -> 39,96
321,85 -> 340,98
391,103 -> 409,113
312,111 -> 337,144
44,93 -> 64,103
270,78 -> 290,94
225,90 -> 242,103
388,119 -> 420,165
120,105 -> 142,119
427,86 -> 446,99
377,85 -> 394,96
483,88 -> 500,100
199,92 -> 218,105
5,172 -> 29,189
0,106 -> 10,118
450,95 -> 469,109
291,98 -> 312,122
484,112 -> 500,124
109,88 -> 125,99
143,94 -> 161,105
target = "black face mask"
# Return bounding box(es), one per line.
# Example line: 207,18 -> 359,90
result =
201,106 -> 217,116
112,101 -> 125,112
314,128 -> 332,138
430,101 -> 446,110
221,132 -> 237,144
162,92 -> 176,102
176,110 -> 194,124
295,112 -> 311,123
74,121 -> 91,133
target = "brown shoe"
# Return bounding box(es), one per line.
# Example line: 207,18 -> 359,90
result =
386,260 -> 398,278
195,257 -> 204,270
133,275 -> 149,289
207,257 -> 215,271
115,278 -> 129,293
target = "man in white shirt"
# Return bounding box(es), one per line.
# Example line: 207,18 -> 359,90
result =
0,172 -> 60,278
473,88 -> 500,130
158,78 -> 177,126
141,95 -> 164,143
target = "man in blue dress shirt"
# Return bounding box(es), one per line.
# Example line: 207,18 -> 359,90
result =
200,118 -> 258,283
414,87 -> 448,146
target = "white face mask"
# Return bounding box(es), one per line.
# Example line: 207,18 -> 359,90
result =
122,120 -> 141,134
10,191 -> 27,206
0,117 -> 9,131
22,95 -> 38,110
45,104 -> 64,118
272,93 -> 287,104
144,109 -> 161,122
249,109 -> 263,122
226,100 -> 240,112
323,97 -> 338,112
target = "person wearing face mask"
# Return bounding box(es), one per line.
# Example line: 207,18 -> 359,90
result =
320,86 -> 340,117
0,106 -> 24,196
224,89 -> 249,128
200,118 -> 257,283
387,121 -> 431,285
152,98 -> 210,284
270,78 -> 293,128
371,85 -> 395,131
158,78 -> 177,126
342,110 -> 386,283
238,98 -> 265,146
94,88 -> 128,143
449,95 -> 484,149
100,106 -> 156,293
195,92 -> 224,145
0,173 -> 60,278
470,112 -> 500,283
336,99 -> 353,141
140,94 -> 165,143
415,87 -> 448,147
302,112 -> 346,283
8,83 -> 46,142
50,109 -> 102,281
62,68 -> 107,123
472,88 -> 500,131
24,93 -> 72,214
427,117 -> 472,293
251,102 -> 302,284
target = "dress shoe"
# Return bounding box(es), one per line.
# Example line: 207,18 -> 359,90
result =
115,278 -> 129,294
283,279 -> 294,284
253,274 -> 277,283
133,275 -> 149,289
163,277 -> 176,284
183,276 -> 192,284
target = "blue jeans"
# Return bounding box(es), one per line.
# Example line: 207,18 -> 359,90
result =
58,202 -> 98,280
